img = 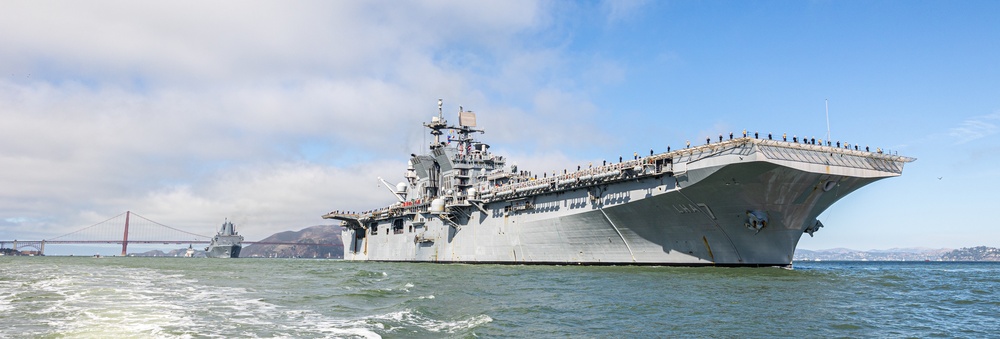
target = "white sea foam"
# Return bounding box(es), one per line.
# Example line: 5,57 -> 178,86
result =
367,309 -> 493,334
0,295 -> 12,313
20,266 -> 197,338
1,261 -> 383,338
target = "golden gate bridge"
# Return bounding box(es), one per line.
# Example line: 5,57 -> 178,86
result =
0,211 -> 336,256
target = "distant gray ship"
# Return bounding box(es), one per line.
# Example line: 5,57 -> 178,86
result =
324,100 -> 914,267
205,220 -> 243,258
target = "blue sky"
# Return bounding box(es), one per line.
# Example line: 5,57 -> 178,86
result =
1,1 -> 998,254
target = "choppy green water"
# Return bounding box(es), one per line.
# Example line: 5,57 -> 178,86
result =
1,257 -> 997,338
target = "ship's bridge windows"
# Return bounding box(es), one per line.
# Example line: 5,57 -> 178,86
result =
393,219 -> 405,234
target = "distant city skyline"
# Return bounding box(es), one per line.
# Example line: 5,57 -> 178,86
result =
2,1 -> 999,251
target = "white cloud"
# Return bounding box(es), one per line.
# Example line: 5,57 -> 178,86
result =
0,1 -> 624,243
948,112 -> 1000,144
1,1 -> 546,85
602,0 -> 652,25
128,160 -> 405,239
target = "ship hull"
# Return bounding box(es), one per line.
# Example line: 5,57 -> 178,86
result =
342,159 -> 889,266
205,244 -> 241,258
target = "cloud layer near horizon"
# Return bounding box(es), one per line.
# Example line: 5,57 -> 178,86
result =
0,1 -> 625,239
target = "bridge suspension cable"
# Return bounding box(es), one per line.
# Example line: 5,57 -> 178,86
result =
36,211 -> 216,255
48,211 -> 129,241
129,212 -> 212,239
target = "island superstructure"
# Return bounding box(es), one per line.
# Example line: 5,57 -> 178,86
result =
205,219 -> 243,258
323,100 -> 914,267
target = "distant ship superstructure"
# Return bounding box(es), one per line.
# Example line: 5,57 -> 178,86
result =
205,220 -> 243,258
324,100 -> 914,267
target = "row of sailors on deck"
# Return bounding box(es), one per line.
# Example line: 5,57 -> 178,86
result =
330,206 -> 400,216
506,131 -> 891,189
691,130 -> 886,154
504,157 -> 653,186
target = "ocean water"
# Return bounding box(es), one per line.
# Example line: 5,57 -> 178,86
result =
1,257 -> 997,338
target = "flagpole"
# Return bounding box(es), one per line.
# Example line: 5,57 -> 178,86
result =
825,99 -> 831,143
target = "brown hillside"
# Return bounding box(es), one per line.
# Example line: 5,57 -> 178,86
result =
241,225 -> 344,258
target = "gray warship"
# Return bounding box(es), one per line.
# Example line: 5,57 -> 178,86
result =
323,100 -> 914,267
205,219 -> 243,258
